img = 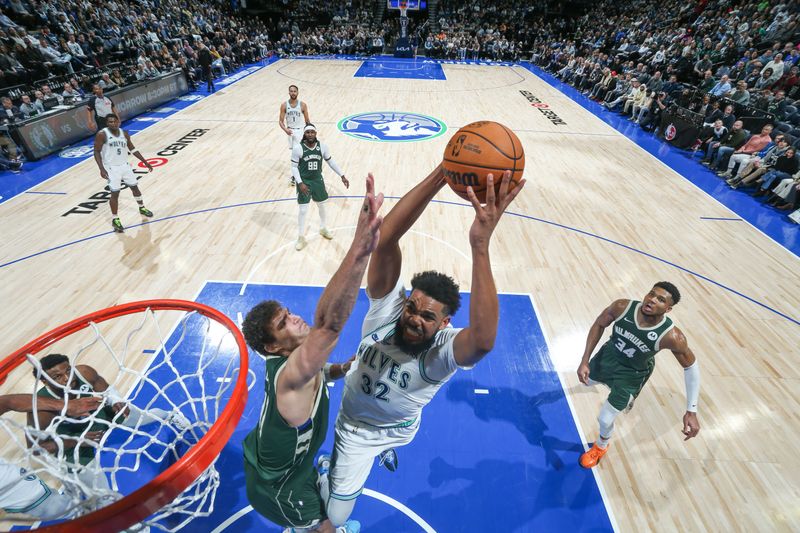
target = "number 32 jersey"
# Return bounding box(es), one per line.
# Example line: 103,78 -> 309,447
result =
340,281 -> 467,428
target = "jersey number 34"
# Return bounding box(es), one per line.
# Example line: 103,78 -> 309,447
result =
614,339 -> 637,358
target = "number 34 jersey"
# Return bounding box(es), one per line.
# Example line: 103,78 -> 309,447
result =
340,281 -> 467,428
597,300 -> 674,373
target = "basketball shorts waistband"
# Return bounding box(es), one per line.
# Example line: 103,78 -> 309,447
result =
340,414 -> 419,430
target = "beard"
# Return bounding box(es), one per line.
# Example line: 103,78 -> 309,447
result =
393,319 -> 436,355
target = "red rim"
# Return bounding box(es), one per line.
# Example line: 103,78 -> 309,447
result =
1,299 -> 249,532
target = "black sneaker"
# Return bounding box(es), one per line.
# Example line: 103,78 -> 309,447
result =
112,218 -> 124,233
139,206 -> 153,217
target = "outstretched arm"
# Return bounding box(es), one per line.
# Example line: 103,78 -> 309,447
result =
0,394 -> 101,417
452,171 -> 525,366
277,175 -> 384,425
577,299 -> 629,384
367,164 -> 446,299
662,327 -> 700,440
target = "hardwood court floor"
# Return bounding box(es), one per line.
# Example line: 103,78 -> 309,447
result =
1,58 -> 798,532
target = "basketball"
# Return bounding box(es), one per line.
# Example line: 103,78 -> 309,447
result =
442,121 -> 525,203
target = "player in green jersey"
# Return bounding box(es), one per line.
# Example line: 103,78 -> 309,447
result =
241,175 -> 383,533
291,124 -> 349,251
0,393 -> 99,520
576,282 -> 701,468
30,353 -> 187,491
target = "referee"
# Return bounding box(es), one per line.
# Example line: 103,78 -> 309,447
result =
87,83 -> 117,131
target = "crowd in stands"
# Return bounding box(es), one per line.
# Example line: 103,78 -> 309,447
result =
271,0 -> 388,56
0,0 -> 274,170
422,0 -> 538,60
531,0 -> 800,216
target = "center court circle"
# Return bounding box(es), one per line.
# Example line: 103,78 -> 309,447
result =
337,112 -> 447,142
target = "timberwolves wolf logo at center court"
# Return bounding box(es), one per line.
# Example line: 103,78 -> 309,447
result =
337,112 -> 447,142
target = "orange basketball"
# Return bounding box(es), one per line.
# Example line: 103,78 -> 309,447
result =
442,121 -> 525,203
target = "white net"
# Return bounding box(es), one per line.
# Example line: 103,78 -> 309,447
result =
0,305 -> 249,531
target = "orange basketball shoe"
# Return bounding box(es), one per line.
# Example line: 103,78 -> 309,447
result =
580,443 -> 609,468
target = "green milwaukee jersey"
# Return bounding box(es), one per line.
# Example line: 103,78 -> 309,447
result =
37,375 -> 117,465
243,355 -> 329,487
298,142 -> 324,182
597,300 -> 674,373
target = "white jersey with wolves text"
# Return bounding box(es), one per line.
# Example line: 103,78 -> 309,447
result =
100,127 -> 129,167
285,99 -> 304,129
340,280 -> 467,427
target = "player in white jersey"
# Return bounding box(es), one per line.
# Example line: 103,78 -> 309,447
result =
92,114 -> 154,233
0,393 -> 100,519
323,166 -> 525,526
279,84 -> 310,187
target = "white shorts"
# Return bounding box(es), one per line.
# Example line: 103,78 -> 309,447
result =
107,163 -> 138,192
328,414 -> 419,501
0,461 -> 69,517
288,127 -> 303,149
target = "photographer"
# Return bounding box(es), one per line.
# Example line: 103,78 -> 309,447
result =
640,91 -> 670,133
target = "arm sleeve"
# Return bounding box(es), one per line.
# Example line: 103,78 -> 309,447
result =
321,142 -> 344,176
291,143 -> 303,183
684,362 -> 700,412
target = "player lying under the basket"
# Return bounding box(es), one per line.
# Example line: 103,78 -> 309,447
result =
0,392 -> 100,519
27,353 -> 189,495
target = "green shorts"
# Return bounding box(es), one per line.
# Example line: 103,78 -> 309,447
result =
588,349 -> 654,412
244,459 -> 325,528
297,177 -> 329,205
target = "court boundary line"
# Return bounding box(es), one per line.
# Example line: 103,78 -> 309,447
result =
526,293 -> 620,533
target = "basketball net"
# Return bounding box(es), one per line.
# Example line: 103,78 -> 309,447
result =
0,301 -> 249,531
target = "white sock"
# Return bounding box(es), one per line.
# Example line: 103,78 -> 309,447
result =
133,195 -> 144,206
298,203 -> 309,237
318,471 -> 330,504
596,400 -> 620,448
317,201 -> 328,230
